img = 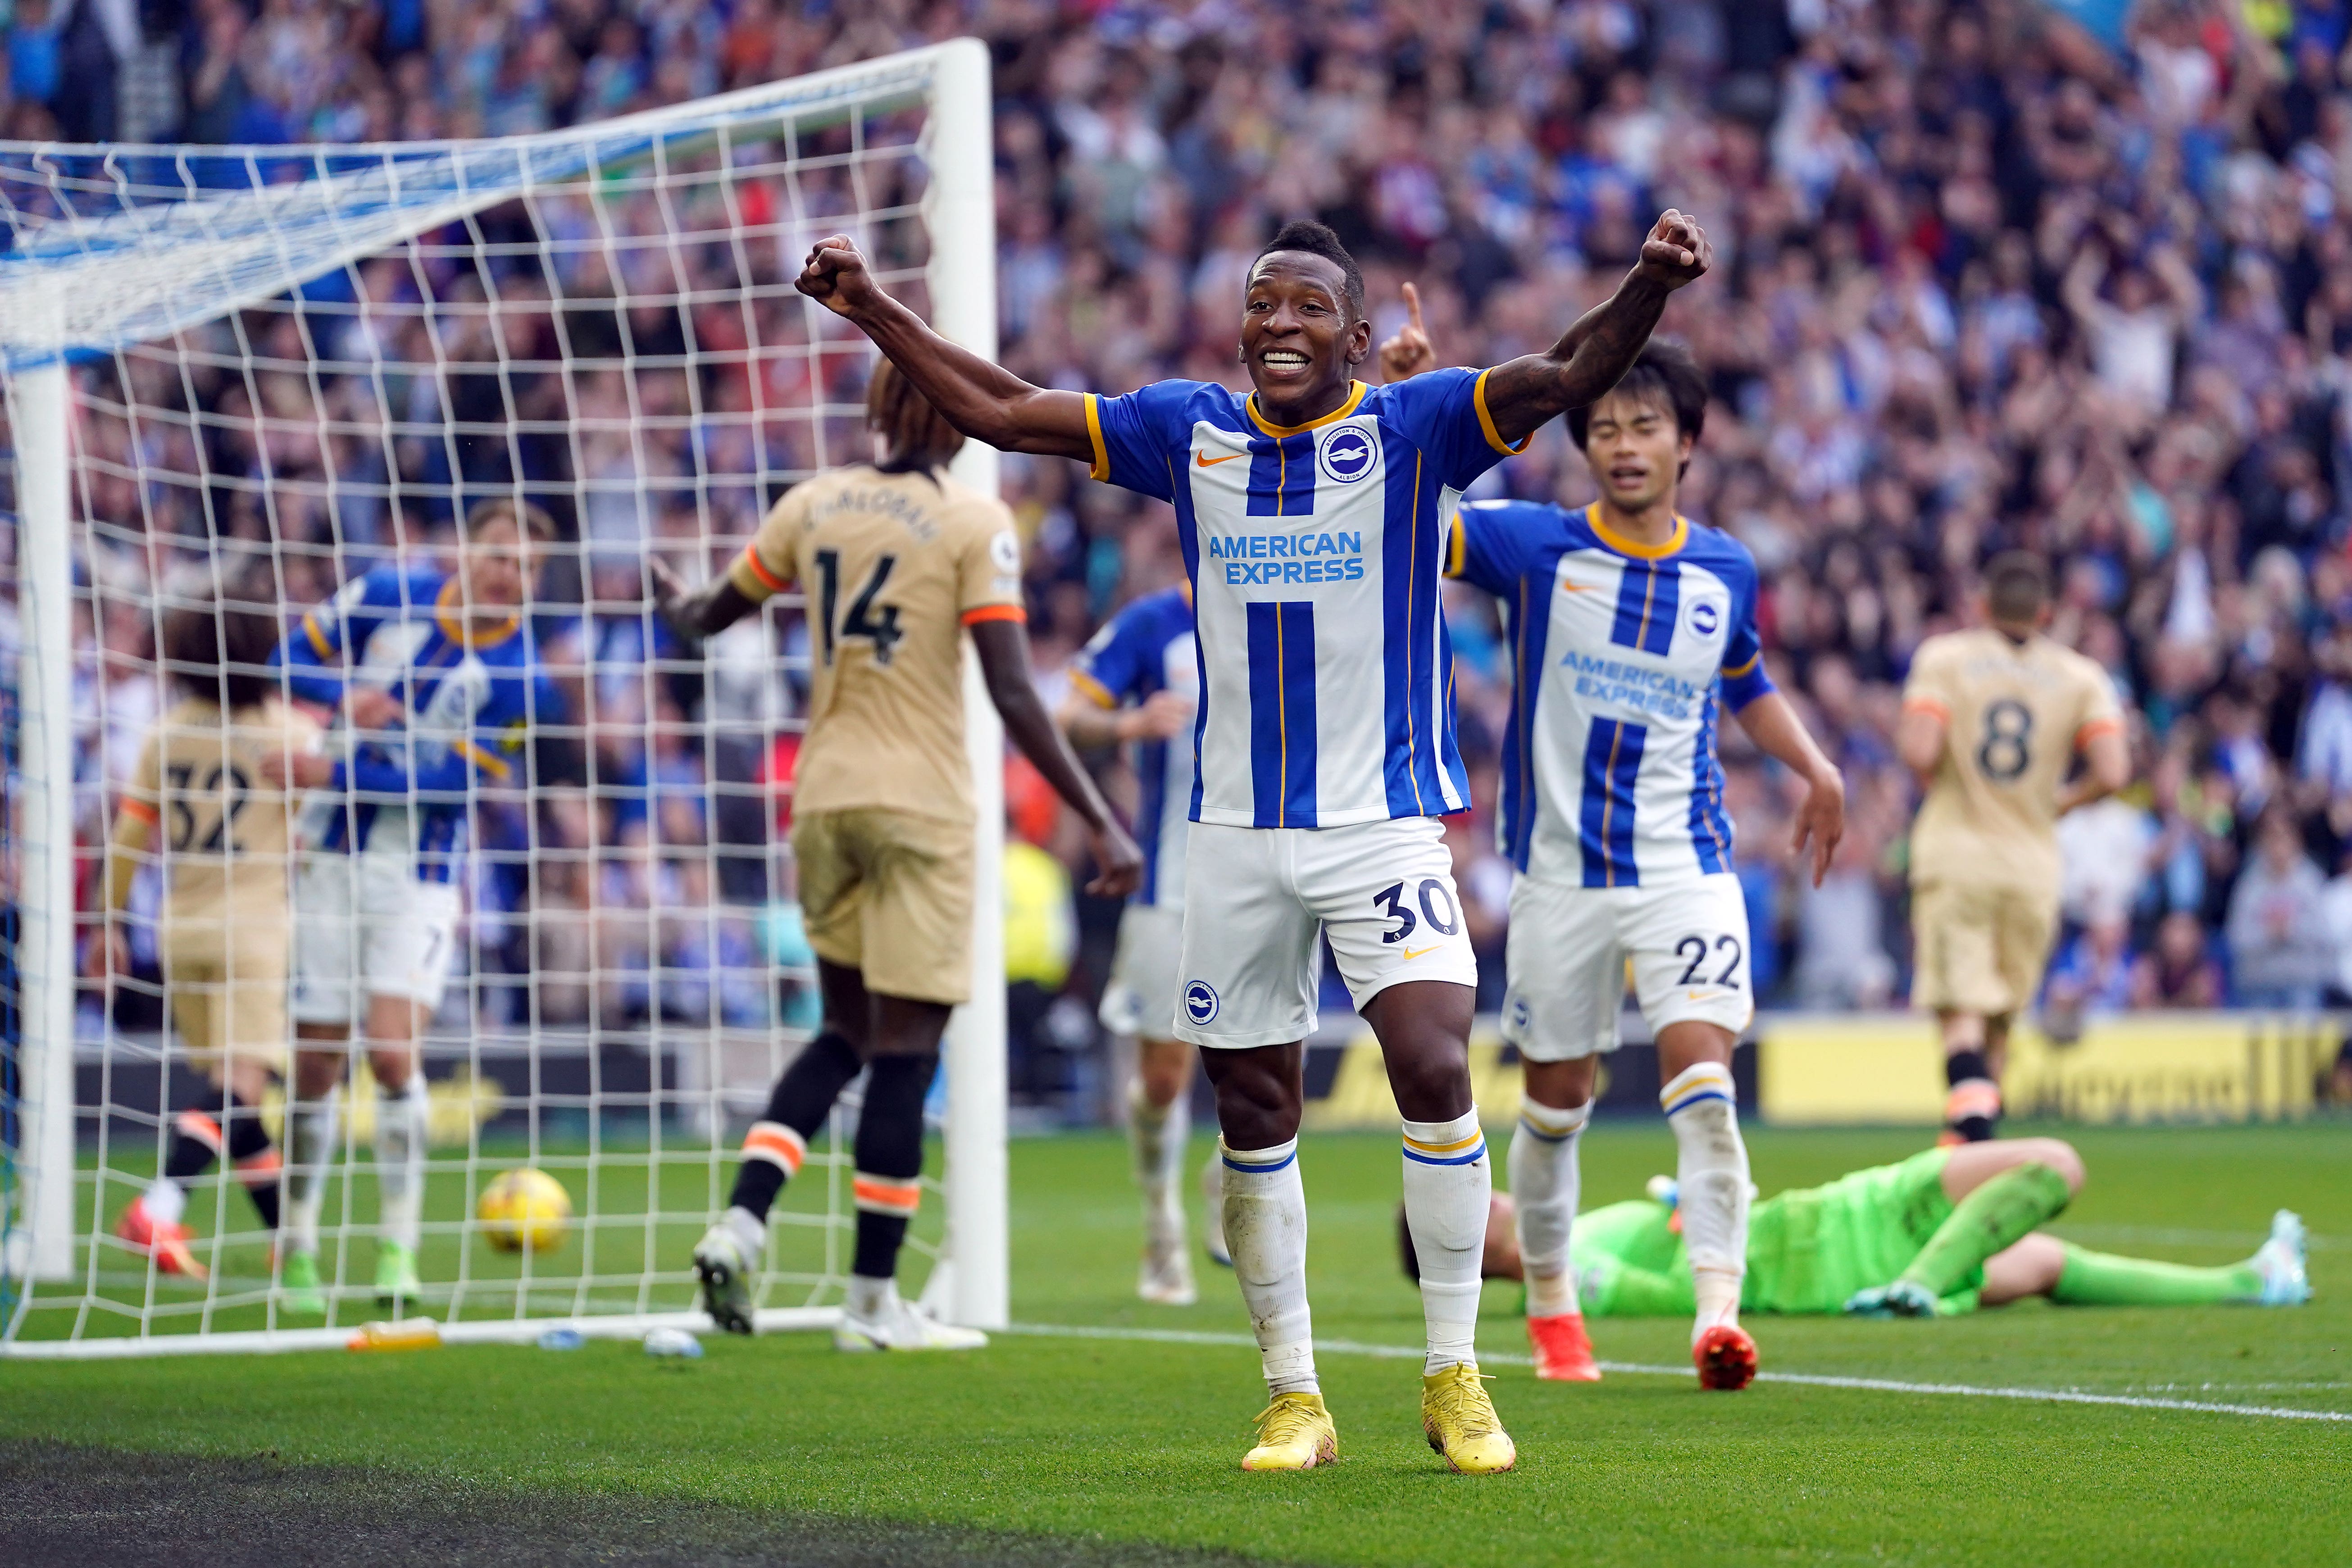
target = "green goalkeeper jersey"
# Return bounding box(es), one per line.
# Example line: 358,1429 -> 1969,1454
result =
1572,1150 -> 1981,1317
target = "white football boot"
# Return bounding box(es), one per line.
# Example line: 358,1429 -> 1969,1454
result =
834,1285 -> 987,1351
1138,1201 -> 1197,1306
693,1211 -> 764,1335
2252,1209 -> 2311,1307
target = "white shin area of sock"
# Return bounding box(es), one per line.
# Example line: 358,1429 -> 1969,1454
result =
1128,1079 -> 1188,1236
374,1073 -> 428,1250
1661,1062 -> 1749,1339
1509,1096 -> 1590,1318
285,1094 -> 339,1255
1220,1136 -> 1316,1395
1401,1108 -> 1489,1373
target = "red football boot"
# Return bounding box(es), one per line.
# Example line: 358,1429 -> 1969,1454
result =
1693,1323 -> 1756,1391
116,1194 -> 207,1279
1527,1312 -> 1602,1382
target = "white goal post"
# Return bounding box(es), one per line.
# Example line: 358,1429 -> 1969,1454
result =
0,40 -> 1005,1356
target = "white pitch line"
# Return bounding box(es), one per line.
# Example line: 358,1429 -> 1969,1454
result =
1000,1322 -> 2352,1424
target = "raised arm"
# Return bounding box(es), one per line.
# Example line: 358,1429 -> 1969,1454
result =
1479,211 -> 1713,446
797,236 -> 1094,462
649,557 -> 759,642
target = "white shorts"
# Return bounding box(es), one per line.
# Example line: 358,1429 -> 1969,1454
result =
1501,872 -> 1753,1063
1174,818 -> 1478,1049
1100,901 -> 1186,1042
291,850 -> 463,1026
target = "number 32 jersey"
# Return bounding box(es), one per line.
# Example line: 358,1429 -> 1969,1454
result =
1084,370 -> 1526,830
1447,500 -> 1774,889
1900,627 -> 2123,900
731,464 -> 1025,825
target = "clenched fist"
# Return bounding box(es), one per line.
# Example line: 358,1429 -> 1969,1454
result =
796,233 -> 885,318
1634,209 -> 1712,292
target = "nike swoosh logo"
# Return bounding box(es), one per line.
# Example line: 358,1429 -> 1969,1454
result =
1401,945 -> 1442,961
1559,581 -> 1594,593
1196,450 -> 1246,466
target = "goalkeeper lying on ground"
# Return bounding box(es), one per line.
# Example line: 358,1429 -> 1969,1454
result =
1399,1137 -> 2309,1326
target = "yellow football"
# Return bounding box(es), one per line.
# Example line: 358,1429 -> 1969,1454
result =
477,1167 -> 572,1254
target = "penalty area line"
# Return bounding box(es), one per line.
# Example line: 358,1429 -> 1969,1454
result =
1000,1322 -> 2352,1424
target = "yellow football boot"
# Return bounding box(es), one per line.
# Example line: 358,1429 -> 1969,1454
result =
1241,1391 -> 1338,1471
1422,1363 -> 1516,1474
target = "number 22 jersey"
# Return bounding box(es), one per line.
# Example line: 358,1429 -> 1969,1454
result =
1083,369 -> 1526,830
1447,500 -> 1774,889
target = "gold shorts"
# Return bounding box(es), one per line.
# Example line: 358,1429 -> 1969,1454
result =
1909,882 -> 2056,1019
159,917 -> 290,1082
792,808 -> 974,1006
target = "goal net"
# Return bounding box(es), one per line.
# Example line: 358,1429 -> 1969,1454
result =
0,40 -> 1005,1357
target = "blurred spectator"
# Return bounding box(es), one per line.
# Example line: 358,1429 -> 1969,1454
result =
2129,910 -> 2227,1008
2225,811 -> 2335,1009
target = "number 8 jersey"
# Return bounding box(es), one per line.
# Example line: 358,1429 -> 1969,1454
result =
1900,626 -> 2123,901
731,464 -> 1025,825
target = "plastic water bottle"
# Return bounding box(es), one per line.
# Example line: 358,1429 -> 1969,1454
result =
537,1327 -> 584,1351
643,1326 -> 704,1359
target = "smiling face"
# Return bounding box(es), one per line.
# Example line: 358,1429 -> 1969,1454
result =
1238,251 -> 1370,418
1581,385 -> 1693,514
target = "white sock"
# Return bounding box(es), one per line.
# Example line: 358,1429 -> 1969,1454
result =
374,1073 -> 428,1252
285,1093 -> 339,1256
1401,1108 -> 1489,1374
722,1204 -> 766,1259
1509,1096 -> 1590,1318
142,1175 -> 187,1226
1220,1136 -> 1315,1395
848,1273 -> 897,1320
1200,1149 -> 1229,1265
1661,1062 -> 1749,1340
1129,1078 -> 1188,1244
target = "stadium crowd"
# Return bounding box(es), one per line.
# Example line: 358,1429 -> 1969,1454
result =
20,0 -> 2352,1111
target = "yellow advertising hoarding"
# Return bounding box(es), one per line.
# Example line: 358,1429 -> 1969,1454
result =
1756,1013 -> 2344,1126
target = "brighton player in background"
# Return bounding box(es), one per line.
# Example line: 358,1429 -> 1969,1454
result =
652,363 -> 1139,1352
1400,1139 -> 2310,1319
1442,341 -> 1845,1391
1057,302 -> 1443,1306
103,577 -> 323,1286
1897,555 -> 2129,1144
262,499 -> 561,1312
1059,580 -> 1206,1303
797,207 -> 1711,1473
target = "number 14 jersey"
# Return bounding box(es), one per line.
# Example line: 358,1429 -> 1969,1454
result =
731,464 -> 1026,825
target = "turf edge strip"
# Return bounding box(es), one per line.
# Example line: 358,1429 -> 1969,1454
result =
999,1322 -> 2352,1424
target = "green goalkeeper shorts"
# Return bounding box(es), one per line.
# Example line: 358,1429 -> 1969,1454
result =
1742,1149 -> 1979,1315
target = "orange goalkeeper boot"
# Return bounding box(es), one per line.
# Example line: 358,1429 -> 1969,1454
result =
1527,1312 -> 1601,1382
1693,1323 -> 1756,1391
116,1194 -> 207,1279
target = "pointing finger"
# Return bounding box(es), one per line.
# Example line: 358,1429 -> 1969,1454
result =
1402,280 -> 1424,333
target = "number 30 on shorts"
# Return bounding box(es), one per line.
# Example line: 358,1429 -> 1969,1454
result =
1373,879 -> 1460,945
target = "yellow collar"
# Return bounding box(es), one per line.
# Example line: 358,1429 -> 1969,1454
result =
1586,504 -> 1687,560
1245,380 -> 1367,438
435,577 -> 522,649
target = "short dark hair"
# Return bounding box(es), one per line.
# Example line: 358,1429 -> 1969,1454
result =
1984,550 -> 2051,623
1251,219 -> 1365,321
465,495 -> 557,544
1565,339 -> 1708,453
160,572 -> 281,711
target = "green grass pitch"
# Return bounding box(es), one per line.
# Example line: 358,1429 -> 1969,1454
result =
5,1122 -> 2348,1566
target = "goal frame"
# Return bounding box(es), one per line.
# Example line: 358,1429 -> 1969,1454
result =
0,37 -> 1005,1355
